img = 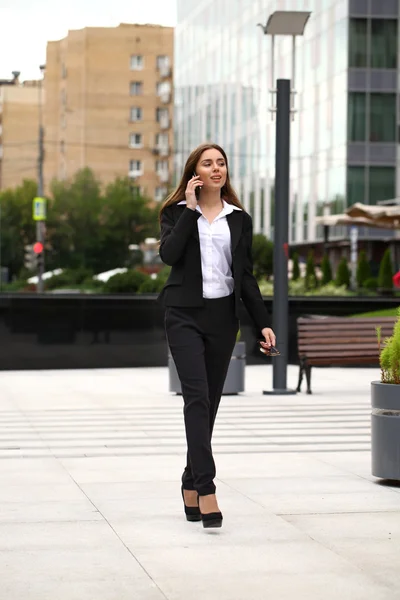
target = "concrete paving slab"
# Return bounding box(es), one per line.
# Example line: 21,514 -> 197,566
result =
0,364 -> 398,600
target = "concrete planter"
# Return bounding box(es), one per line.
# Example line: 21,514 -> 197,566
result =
168,341 -> 246,395
371,381 -> 400,480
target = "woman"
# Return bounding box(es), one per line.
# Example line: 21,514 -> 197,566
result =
159,143 -> 275,529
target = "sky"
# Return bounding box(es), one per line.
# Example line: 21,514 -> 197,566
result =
0,0 -> 177,81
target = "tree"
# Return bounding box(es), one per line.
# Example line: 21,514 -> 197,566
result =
378,248 -> 393,292
46,169 -> 159,273
0,180 -> 37,280
321,254 -> 332,286
335,257 -> 351,288
292,252 -> 300,281
356,250 -> 371,288
305,251 -> 317,290
252,234 -> 274,280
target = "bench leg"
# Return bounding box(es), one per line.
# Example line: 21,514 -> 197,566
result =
305,365 -> 312,394
296,359 -> 305,392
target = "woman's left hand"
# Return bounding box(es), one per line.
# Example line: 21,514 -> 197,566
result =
260,327 -> 276,349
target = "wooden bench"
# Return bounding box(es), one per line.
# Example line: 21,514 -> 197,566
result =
296,316 -> 397,394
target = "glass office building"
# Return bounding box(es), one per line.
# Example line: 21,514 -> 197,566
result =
174,0 -> 399,245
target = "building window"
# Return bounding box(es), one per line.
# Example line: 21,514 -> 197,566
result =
347,166 -> 365,206
130,184 -> 141,197
156,107 -> 169,122
61,89 -> 67,106
369,94 -> 396,142
156,160 -> 168,172
155,186 -> 167,202
130,107 -> 143,122
369,167 -> 395,204
371,19 -> 397,69
156,55 -> 169,70
60,140 -> 65,154
349,19 -> 367,68
155,133 -> 168,147
130,55 -> 144,70
129,160 -> 143,176
156,81 -> 171,96
348,93 -> 366,141
61,64 -> 67,79
349,18 -> 398,69
129,133 -> 143,148
130,81 -> 143,95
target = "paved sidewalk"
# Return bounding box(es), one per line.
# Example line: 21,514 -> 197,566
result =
0,364 -> 399,600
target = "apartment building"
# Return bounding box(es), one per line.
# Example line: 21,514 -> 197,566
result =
0,74 -> 42,190
44,23 -> 173,202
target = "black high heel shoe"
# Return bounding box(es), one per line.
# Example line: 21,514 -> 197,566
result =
181,486 -> 201,522
198,495 -> 223,528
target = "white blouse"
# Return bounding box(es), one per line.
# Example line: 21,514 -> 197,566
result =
177,200 -> 242,298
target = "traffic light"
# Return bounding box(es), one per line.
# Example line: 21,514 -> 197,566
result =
24,245 -> 37,271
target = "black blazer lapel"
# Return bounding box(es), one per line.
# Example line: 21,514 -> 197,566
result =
227,210 -> 244,253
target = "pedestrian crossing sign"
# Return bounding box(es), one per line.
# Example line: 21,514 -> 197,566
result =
33,197 -> 46,221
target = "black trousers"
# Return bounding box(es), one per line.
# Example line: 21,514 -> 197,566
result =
165,294 -> 239,496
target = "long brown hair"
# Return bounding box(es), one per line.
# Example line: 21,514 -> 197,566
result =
159,143 -> 244,219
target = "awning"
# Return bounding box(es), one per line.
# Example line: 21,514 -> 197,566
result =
346,203 -> 400,227
315,214 -> 396,230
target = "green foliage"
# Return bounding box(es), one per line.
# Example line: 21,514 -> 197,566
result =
378,307 -> 400,384
46,169 -> 159,274
45,268 -> 95,291
0,169 -> 159,284
103,269 -> 148,293
292,253 -> 300,281
335,257 -> 351,288
137,278 -> 162,293
252,234 -> 273,280
305,251 -> 318,290
0,180 -> 37,279
363,277 -> 378,290
321,254 -> 332,286
356,251 -> 371,288
258,278 -> 353,297
378,248 -> 393,291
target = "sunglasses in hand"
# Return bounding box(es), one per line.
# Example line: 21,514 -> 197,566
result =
258,341 -> 281,357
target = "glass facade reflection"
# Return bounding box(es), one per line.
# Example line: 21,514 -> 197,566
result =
175,0 -> 400,243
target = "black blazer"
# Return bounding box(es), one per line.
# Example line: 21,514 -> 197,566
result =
158,203 -> 270,334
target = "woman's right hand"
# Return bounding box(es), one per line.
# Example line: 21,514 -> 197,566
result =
185,175 -> 203,210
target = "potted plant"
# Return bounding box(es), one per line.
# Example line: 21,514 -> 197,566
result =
168,329 -> 245,395
371,308 -> 400,480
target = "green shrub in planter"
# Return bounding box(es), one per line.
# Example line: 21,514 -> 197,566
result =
292,252 -> 300,281
335,257 -> 350,288
378,249 -> 393,292
363,277 -> 378,290
321,254 -> 332,286
103,269 -> 149,293
138,277 -> 163,293
376,308 -> 400,384
45,267 -> 95,290
305,251 -> 318,290
356,250 -> 371,288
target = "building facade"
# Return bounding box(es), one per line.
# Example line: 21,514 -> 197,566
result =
44,23 -> 173,202
0,75 -> 42,190
174,0 -> 399,245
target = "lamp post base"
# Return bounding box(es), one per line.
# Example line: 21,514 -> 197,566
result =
263,388 -> 297,396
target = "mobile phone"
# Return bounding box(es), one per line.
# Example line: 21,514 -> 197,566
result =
193,171 -> 201,198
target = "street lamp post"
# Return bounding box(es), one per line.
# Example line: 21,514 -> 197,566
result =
37,64 -> 46,293
258,11 -> 311,395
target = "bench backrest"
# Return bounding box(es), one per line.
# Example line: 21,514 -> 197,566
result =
297,316 -> 397,363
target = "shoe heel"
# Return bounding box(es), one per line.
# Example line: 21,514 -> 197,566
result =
201,512 -> 223,529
